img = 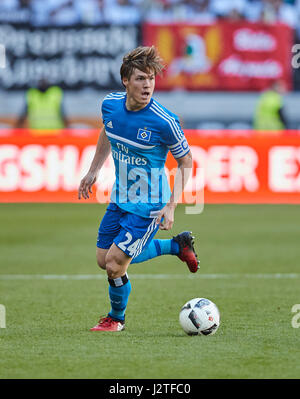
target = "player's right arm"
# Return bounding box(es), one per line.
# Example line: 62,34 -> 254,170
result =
78,127 -> 111,200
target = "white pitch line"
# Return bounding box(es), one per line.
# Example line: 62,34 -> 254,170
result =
0,273 -> 299,280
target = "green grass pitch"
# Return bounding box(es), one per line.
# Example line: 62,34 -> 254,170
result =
0,203 -> 299,379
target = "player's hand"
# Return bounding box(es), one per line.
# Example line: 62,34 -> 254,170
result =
78,172 -> 97,200
156,203 -> 176,230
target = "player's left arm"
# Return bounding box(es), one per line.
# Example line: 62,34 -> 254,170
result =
156,151 -> 193,230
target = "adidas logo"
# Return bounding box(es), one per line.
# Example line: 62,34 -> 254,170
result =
107,121 -> 113,128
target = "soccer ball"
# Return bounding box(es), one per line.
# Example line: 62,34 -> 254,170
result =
179,298 -> 220,336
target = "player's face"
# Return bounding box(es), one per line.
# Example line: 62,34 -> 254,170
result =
123,68 -> 155,111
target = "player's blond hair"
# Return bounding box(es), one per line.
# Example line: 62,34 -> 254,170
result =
120,46 -> 164,81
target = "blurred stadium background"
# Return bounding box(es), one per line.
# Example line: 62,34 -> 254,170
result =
0,0 -> 300,204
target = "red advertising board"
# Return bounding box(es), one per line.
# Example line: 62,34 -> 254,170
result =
0,130 -> 299,204
143,22 -> 293,91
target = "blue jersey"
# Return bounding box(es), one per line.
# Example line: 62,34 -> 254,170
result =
101,92 -> 190,218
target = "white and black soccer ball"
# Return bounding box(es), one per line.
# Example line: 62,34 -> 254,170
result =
179,298 -> 220,336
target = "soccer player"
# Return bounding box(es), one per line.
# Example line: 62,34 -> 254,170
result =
78,46 -> 199,332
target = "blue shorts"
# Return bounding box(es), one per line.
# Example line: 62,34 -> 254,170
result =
97,203 -> 159,258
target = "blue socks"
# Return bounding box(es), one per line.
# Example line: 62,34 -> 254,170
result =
107,239 -> 179,321
108,273 -> 131,321
130,238 -> 179,264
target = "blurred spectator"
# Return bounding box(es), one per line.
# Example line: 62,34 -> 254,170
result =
244,0 -> 265,22
105,0 -> 142,24
253,80 -> 288,132
174,0 -> 216,23
190,0 -> 217,23
30,0 -> 81,26
76,0 -> 107,25
30,0 -> 55,26
48,0 -> 81,26
143,0 -> 176,23
144,0 -> 216,23
295,0 -> 300,38
246,0 -> 297,27
211,0 -> 248,21
0,0 -> 31,23
16,79 -> 69,133
0,0 -> 299,27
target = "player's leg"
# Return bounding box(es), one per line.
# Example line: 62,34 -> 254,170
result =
91,204 -> 130,331
91,243 -> 133,332
131,231 -> 200,273
91,213 -> 159,331
130,236 -> 179,263
96,202 -> 123,267
101,215 -> 157,327
105,243 -> 132,322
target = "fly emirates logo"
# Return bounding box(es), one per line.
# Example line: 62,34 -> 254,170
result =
111,143 -> 147,166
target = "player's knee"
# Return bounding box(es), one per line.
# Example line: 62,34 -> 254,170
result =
105,253 -> 122,279
96,252 -> 106,270
97,259 -> 106,270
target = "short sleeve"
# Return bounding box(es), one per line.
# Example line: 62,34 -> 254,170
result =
101,98 -> 111,125
101,92 -> 125,125
161,114 -> 190,159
